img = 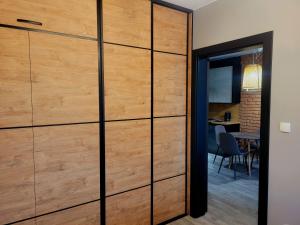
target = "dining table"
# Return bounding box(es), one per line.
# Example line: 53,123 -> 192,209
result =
230,132 -> 260,176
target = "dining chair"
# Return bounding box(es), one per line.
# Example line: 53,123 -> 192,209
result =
251,129 -> 260,168
213,125 -> 226,164
218,133 -> 248,179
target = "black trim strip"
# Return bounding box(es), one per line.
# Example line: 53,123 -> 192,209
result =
103,41 -> 150,51
106,184 -> 151,198
150,2 -> 154,225
0,24 -> 97,41
154,115 -> 186,119
185,12 -> 189,214
103,41 -> 187,56
105,118 -> 151,123
5,199 -> 101,225
152,0 -> 193,13
154,49 -> 186,56
157,213 -> 187,225
97,0 -> 106,224
0,121 -> 100,130
154,173 -> 186,183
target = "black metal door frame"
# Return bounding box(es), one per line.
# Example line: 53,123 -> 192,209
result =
190,32 -> 273,225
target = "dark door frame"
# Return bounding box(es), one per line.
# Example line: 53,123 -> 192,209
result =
190,32 -> 273,225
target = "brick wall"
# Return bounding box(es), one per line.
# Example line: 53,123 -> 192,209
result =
239,91 -> 261,132
239,53 -> 262,132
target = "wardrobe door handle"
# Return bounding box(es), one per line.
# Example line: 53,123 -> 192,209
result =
17,19 -> 43,26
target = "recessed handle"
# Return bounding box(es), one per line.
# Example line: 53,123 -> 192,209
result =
17,19 -> 42,26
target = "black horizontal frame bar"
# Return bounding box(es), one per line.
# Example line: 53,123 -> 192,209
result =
158,213 -> 187,225
17,19 -> 43,26
0,24 -> 97,41
154,115 -> 186,119
105,118 -> 151,123
103,41 -> 151,51
0,121 -> 99,130
106,184 -> 151,198
154,173 -> 186,183
103,41 -> 187,56
152,0 -> 193,13
154,49 -> 187,56
5,198 -> 100,225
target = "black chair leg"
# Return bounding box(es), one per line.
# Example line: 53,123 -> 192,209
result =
244,155 -> 248,171
238,155 -> 241,164
213,146 -> 219,164
251,152 -> 257,168
233,156 -> 237,179
218,157 -> 225,173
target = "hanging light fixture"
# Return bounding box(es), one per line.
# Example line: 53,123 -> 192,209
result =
242,52 -> 262,91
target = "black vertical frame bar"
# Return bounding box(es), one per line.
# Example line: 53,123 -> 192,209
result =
184,12 -> 189,214
190,32 -> 273,225
96,0 -> 106,224
150,2 -> 154,225
190,55 -> 208,217
258,33 -> 273,225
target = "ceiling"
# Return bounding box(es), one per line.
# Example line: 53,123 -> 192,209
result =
163,0 -> 219,10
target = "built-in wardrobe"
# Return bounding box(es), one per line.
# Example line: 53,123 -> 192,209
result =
0,0 -> 192,224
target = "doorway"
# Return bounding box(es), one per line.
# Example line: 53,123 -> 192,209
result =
190,32 -> 273,225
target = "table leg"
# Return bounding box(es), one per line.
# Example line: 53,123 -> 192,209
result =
248,140 -> 251,176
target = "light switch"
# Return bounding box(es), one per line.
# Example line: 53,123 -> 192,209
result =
280,122 -> 291,133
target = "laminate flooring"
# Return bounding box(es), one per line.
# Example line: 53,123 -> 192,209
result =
169,153 -> 259,225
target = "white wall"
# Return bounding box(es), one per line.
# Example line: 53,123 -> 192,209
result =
193,0 -> 300,224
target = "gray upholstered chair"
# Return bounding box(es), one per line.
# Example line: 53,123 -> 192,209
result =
218,133 -> 248,179
213,125 -> 226,164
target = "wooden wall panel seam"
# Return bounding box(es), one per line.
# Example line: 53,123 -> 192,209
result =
28,32 -> 38,221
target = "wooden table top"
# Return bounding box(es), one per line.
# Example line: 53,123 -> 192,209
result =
209,120 -> 240,126
230,132 -> 260,140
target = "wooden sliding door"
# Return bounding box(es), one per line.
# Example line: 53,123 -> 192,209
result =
103,1 -> 151,224
153,4 -> 188,224
103,0 -> 191,224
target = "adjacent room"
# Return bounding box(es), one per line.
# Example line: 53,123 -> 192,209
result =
207,46 -> 263,225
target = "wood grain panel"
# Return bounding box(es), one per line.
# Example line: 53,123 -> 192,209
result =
0,0 -> 97,38
154,117 -> 186,181
154,5 -> 187,55
154,52 -> 186,117
34,124 -> 100,215
106,186 -> 150,225
0,129 -> 35,224
0,28 -> 32,128
154,176 -> 185,224
104,44 -> 151,120
36,201 -> 100,225
103,0 -> 151,48
106,120 -> 150,195
30,32 -> 99,125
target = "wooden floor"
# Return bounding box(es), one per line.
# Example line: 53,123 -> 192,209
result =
170,154 -> 259,225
